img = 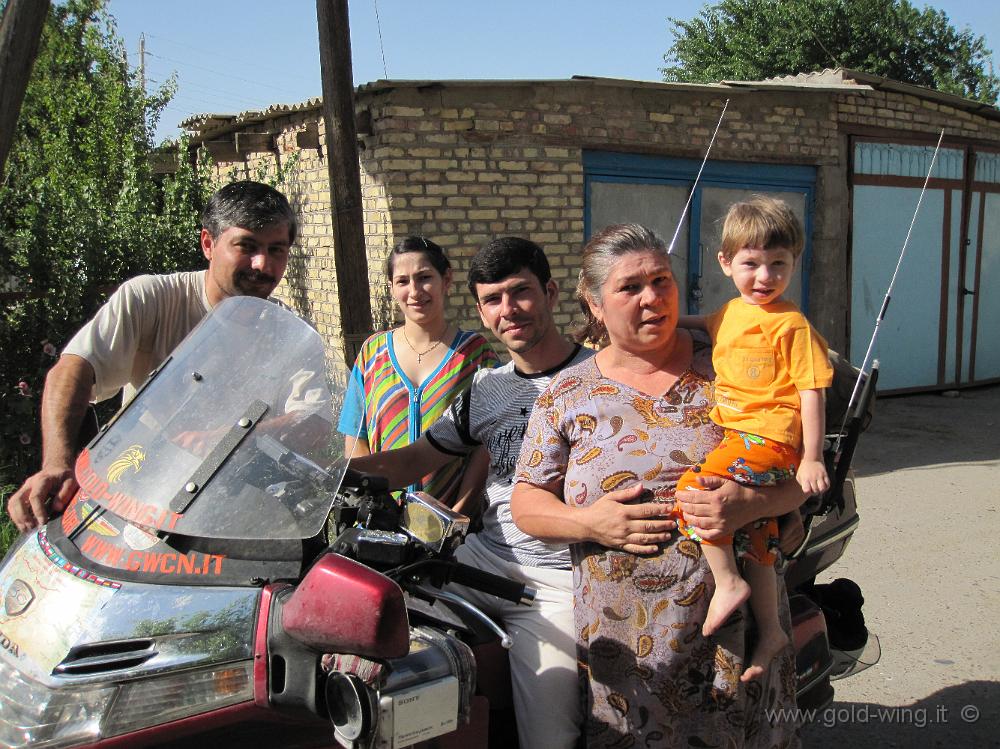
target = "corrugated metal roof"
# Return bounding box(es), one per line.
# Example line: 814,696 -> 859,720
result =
729,68 -> 1000,120
180,97 -> 324,140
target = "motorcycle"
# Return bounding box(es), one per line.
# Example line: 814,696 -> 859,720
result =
0,296 -> 878,748
784,350 -> 881,708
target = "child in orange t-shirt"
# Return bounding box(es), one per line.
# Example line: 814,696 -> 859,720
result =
677,196 -> 833,682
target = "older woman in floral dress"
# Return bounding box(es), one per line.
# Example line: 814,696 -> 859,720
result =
511,224 -> 803,748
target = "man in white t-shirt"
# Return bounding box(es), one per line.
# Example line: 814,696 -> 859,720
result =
350,237 -> 676,749
8,180 -> 297,531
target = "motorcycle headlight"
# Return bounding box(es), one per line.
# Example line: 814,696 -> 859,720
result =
0,657 -> 253,748
101,662 -> 253,736
0,659 -> 114,749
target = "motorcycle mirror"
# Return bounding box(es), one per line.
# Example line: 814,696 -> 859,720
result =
281,553 -> 410,659
400,491 -> 470,555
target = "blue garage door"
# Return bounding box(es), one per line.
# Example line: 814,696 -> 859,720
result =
584,151 -> 816,316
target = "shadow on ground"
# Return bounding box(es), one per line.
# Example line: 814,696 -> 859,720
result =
801,680 -> 998,748
850,384 -> 1000,478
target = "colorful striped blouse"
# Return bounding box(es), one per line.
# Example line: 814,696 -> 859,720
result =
338,328 -> 500,504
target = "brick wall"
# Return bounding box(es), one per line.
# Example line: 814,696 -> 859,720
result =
198,78 -> 1000,363
354,82 -> 846,353
206,110 -> 354,371
837,89 -> 1000,143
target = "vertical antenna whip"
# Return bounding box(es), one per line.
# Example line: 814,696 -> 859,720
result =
840,128 -> 946,435
667,98 -> 729,255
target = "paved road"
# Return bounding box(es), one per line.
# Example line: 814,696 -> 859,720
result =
802,384 -> 1000,748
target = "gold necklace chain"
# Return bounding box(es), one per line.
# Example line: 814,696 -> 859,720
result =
401,328 -> 444,364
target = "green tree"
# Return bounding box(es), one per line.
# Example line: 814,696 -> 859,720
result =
0,0 -> 213,535
662,0 -> 1000,104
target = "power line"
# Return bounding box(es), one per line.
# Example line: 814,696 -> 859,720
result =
148,77 -> 270,110
807,25 -> 843,69
160,95 -> 262,115
144,67 -> 266,104
373,0 -> 388,78
142,31 -> 297,77
144,50 -> 298,95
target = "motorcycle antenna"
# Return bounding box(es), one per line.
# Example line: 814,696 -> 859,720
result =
667,98 -> 729,256
836,128 -> 946,447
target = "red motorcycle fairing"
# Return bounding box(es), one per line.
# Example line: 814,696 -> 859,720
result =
281,553 -> 409,658
78,702 -> 335,749
254,582 -> 289,708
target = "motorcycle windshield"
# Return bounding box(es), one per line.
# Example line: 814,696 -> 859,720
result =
77,296 -> 360,540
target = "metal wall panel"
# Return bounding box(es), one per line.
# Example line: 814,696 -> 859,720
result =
850,185 -> 946,390
973,193 -> 1000,380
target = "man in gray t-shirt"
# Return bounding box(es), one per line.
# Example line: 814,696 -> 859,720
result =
351,238 -> 669,749
425,349 -> 590,570
8,181 -> 297,532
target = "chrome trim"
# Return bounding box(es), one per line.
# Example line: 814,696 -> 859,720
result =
54,639 -> 156,675
788,520 -> 814,559
0,540 -> 259,689
806,515 -> 860,553
415,585 -> 513,649
797,657 -> 834,698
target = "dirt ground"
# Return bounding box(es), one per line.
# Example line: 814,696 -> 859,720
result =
801,383 -> 1000,748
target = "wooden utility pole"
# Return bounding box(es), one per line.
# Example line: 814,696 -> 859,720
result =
0,0 -> 49,176
316,0 -> 372,363
138,33 -> 145,92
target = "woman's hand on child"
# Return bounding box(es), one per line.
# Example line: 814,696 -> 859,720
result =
796,459 -> 830,495
675,476 -> 758,541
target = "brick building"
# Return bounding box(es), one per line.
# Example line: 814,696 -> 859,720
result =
181,69 -> 1000,392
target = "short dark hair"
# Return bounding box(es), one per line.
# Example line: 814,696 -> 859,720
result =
386,236 -> 451,277
201,181 -> 297,244
467,237 -> 551,300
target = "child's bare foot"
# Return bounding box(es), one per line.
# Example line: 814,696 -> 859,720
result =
702,577 -> 750,636
741,629 -> 789,682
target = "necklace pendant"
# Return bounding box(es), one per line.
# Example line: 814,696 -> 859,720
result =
417,353 -> 422,364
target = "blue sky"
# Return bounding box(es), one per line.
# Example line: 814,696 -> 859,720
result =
105,0 -> 1000,144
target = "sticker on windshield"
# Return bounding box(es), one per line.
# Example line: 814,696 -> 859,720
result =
0,532 -> 118,678
107,444 -> 146,483
76,448 -> 183,532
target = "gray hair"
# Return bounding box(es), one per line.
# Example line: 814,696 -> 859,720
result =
201,181 -> 297,243
574,223 -> 670,345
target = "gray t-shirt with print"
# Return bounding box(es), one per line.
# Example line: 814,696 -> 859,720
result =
426,344 -> 593,569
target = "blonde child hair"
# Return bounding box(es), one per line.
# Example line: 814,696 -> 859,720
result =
720,195 -> 804,261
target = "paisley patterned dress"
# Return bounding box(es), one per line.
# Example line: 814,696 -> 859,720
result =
516,343 -> 801,749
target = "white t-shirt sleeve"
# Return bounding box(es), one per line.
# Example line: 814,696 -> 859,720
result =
62,278 -> 151,403
60,271 -> 209,405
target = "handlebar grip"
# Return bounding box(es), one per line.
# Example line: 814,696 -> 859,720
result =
449,563 -> 535,606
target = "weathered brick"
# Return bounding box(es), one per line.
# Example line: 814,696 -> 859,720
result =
426,184 -> 458,196
468,209 -> 499,220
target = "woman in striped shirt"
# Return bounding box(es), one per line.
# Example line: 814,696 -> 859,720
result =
339,236 -> 499,510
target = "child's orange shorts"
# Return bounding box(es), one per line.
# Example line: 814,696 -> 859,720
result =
674,429 -> 799,566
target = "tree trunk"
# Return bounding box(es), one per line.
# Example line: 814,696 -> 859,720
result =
0,0 -> 50,176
